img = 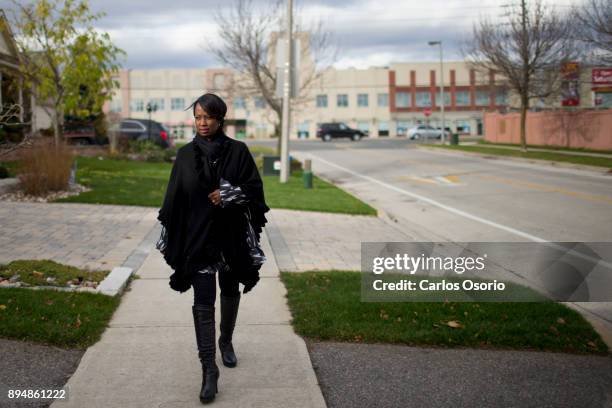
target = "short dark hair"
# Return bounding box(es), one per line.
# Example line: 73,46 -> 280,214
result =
188,93 -> 227,127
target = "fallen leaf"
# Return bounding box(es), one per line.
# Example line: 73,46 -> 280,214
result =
75,314 -> 81,329
446,320 -> 463,328
0,304 -> 6,310
396,317 -> 402,322
556,317 -> 566,325
32,271 -> 44,278
587,341 -> 597,348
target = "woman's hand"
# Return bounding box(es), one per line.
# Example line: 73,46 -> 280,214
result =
208,189 -> 222,206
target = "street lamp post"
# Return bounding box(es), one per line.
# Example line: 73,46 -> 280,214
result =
428,41 -> 445,144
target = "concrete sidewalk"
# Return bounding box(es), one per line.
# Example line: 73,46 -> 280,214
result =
51,227 -> 326,408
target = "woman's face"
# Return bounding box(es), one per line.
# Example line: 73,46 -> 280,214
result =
194,103 -> 221,138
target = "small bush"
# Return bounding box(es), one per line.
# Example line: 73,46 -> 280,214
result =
18,142 -> 74,196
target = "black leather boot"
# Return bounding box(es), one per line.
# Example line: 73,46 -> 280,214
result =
192,304 -> 220,404
218,293 -> 241,368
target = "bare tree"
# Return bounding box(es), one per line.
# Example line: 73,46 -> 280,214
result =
573,0 -> 612,65
208,0 -> 337,153
464,0 -> 577,151
0,103 -> 34,158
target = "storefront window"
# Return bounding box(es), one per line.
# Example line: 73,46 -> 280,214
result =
378,121 -> 389,137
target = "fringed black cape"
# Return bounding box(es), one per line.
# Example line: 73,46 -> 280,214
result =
157,132 -> 269,293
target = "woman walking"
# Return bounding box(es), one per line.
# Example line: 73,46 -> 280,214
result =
156,93 -> 269,404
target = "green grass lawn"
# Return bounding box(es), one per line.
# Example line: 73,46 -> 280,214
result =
263,171 -> 376,215
55,156 -> 170,206
0,287 -> 120,348
52,156 -> 375,215
280,271 -> 609,355
477,140 -> 612,155
0,260 -> 119,348
426,144 -> 612,169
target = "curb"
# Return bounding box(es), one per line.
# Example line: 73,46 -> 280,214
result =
416,145 -> 612,175
0,221 -> 161,297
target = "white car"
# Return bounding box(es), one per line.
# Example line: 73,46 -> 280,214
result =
406,125 -> 450,140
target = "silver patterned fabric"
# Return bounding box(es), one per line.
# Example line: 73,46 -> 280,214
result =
219,177 -> 248,207
196,178 -> 265,274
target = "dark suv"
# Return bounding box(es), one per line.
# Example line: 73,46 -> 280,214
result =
316,122 -> 366,142
118,118 -> 173,148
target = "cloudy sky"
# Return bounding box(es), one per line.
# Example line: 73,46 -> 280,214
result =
4,0 -> 578,70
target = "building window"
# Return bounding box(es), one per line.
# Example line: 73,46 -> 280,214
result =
395,92 -> 411,108
456,120 -> 471,133
171,98 -> 185,111
595,92 -> 612,107
233,97 -> 246,110
110,98 -> 122,113
495,90 -> 508,106
148,98 -> 165,111
254,96 -> 266,109
130,98 -> 144,112
297,121 -> 310,139
416,92 -> 432,108
434,92 -> 451,107
357,121 -> 369,135
396,120 -> 411,136
316,94 -> 328,108
378,93 -> 389,107
456,91 -> 469,106
476,90 -> 490,106
337,94 -> 348,107
357,93 -> 368,107
378,121 -> 389,137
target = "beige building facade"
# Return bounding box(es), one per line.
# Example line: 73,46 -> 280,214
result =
106,61 -> 610,141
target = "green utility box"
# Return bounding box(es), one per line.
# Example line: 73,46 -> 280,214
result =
450,133 -> 459,145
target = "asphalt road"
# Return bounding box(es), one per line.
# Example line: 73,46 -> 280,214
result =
248,137 -> 612,342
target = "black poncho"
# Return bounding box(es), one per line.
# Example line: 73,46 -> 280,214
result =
156,131 -> 269,294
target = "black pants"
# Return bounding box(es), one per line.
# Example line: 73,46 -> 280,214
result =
192,270 -> 240,306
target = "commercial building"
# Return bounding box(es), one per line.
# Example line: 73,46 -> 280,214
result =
106,59 -> 610,141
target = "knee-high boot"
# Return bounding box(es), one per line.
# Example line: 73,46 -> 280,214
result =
192,304 -> 220,404
218,293 -> 241,367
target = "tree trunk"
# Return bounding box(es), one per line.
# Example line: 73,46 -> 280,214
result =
53,115 -> 60,148
273,105 -> 282,156
52,106 -> 64,148
519,96 -> 528,152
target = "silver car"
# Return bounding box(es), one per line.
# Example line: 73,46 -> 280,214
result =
407,125 -> 449,140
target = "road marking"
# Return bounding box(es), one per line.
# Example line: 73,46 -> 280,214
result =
395,175 -> 437,184
305,152 -> 547,242
478,174 -> 612,205
396,175 -> 462,185
303,152 -> 612,272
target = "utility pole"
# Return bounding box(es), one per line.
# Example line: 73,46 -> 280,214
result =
428,41 -> 445,144
280,0 -> 292,183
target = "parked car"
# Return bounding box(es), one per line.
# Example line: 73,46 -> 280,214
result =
117,118 -> 173,148
63,122 -> 108,145
316,122 -> 366,142
406,125 -> 450,140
